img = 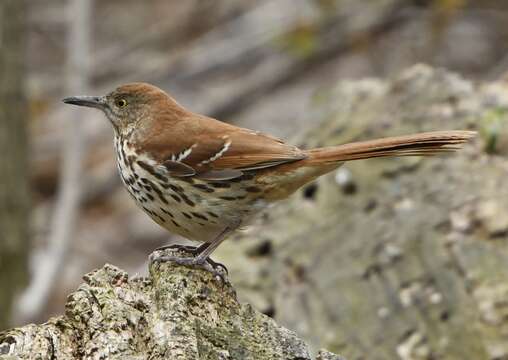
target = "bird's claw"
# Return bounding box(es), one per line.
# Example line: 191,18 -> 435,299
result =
149,248 -> 228,282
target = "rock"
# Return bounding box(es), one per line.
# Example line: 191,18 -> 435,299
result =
0,248 -> 343,360
475,200 -> 508,238
214,65 -> 508,359
316,349 -> 347,360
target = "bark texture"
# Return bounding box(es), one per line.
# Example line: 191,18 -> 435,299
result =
0,248 -> 343,359
0,0 -> 30,329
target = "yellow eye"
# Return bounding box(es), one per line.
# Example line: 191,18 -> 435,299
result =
116,99 -> 127,107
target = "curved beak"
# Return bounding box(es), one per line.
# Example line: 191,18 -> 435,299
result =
62,95 -> 105,109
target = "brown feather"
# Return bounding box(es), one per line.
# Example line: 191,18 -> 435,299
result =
303,130 -> 475,164
163,160 -> 196,177
195,169 -> 244,181
123,84 -> 474,184
255,130 -> 475,201
138,111 -> 306,175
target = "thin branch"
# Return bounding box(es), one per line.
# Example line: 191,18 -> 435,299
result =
16,0 -> 91,322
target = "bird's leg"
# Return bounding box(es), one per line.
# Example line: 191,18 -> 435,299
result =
149,225 -> 236,279
151,242 -> 227,272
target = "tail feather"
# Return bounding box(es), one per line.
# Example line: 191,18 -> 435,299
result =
305,130 -> 475,164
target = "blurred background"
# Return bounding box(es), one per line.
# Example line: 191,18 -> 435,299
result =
2,0 -> 508,358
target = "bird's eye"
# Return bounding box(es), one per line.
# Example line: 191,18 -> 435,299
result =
116,99 -> 127,107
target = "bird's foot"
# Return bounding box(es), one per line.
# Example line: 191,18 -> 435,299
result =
149,246 -> 228,282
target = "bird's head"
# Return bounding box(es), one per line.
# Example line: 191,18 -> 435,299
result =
63,82 -> 184,136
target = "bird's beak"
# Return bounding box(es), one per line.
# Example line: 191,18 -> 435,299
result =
62,95 -> 105,109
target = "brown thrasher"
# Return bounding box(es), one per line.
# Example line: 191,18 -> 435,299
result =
63,83 -> 475,274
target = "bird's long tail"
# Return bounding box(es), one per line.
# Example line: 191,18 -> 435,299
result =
259,130 -> 475,201
304,130 -> 476,164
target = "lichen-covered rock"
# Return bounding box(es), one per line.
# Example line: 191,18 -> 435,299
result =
316,350 -> 346,360
0,249 -> 342,359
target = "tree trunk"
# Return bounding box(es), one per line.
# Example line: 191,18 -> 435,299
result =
0,0 -> 30,329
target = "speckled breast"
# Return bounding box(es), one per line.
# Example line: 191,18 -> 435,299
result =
113,136 -> 266,243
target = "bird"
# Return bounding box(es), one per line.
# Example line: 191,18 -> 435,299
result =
63,82 -> 475,275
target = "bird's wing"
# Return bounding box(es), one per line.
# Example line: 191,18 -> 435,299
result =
139,114 -> 306,180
